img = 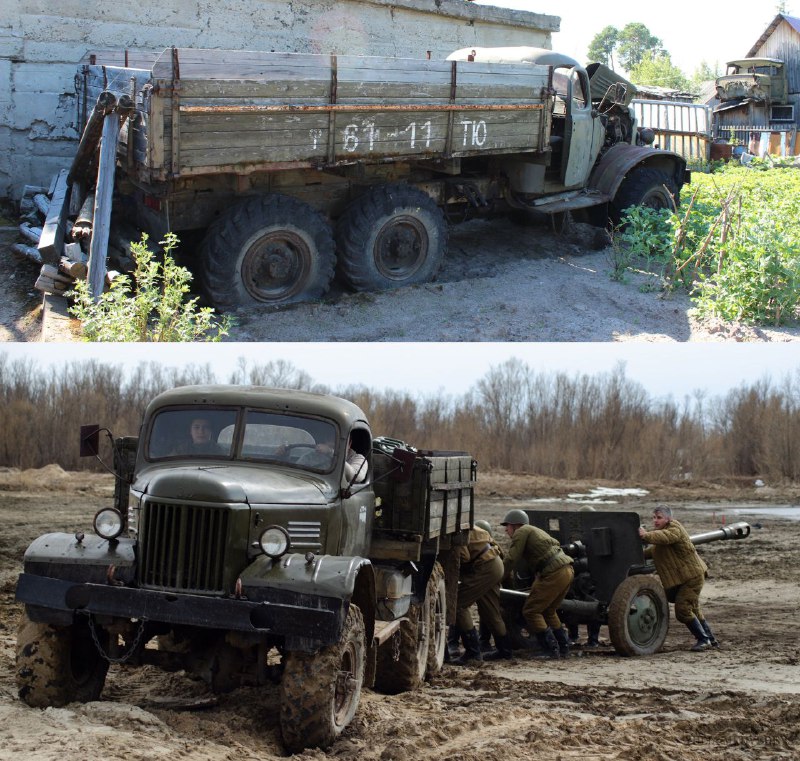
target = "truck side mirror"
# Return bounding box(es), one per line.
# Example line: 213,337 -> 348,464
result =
80,424 -> 101,457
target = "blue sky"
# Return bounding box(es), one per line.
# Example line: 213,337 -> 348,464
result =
3,343 -> 799,403
474,1 -> 787,76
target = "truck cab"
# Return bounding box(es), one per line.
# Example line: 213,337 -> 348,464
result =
715,57 -> 787,104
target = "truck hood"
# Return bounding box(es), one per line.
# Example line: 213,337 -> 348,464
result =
136,465 -> 332,506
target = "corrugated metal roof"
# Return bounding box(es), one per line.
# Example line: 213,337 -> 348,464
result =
747,14 -> 800,57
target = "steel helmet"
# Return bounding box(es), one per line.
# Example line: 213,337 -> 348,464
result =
474,519 -> 493,533
500,509 -> 530,526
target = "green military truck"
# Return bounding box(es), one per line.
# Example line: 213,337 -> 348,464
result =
71,45 -> 687,307
15,386 -> 475,751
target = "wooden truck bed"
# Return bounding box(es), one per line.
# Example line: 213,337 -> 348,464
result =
77,47 -> 553,181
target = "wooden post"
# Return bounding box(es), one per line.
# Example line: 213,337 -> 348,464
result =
36,168 -> 69,264
87,111 -> 121,301
68,91 -> 117,188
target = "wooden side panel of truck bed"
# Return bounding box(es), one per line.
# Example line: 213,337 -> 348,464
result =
81,47 -> 552,180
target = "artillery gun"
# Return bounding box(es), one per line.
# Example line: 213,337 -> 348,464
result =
500,509 -> 751,656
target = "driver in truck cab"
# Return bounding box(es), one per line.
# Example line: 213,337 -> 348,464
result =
298,433 -> 367,483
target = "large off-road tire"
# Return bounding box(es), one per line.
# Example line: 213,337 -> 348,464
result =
336,183 -> 447,291
200,193 -> 336,308
16,612 -> 109,707
425,562 -> 447,679
280,604 -> 366,752
374,591 -> 431,694
607,574 -> 670,656
611,167 -> 679,223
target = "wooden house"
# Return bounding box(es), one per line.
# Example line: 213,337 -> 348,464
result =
713,13 -> 800,154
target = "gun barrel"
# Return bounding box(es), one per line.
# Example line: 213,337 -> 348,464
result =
690,522 -> 751,545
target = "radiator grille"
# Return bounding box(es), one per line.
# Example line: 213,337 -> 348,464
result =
139,501 -> 230,593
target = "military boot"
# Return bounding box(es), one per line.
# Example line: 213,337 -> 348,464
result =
552,626 -> 571,658
445,624 -> 461,663
483,633 -> 514,661
479,621 -> 494,653
453,628 -> 483,665
687,617 -> 712,651
533,628 -> 561,659
700,619 -> 719,648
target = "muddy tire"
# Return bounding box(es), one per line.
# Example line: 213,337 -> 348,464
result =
280,604 -> 365,752
611,167 -> 679,223
607,574 -> 670,656
16,612 -> 109,707
374,591 -> 431,694
200,194 -> 335,308
336,184 -> 447,291
425,562 -> 447,679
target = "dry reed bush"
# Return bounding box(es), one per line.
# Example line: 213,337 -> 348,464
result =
1,354 -> 800,484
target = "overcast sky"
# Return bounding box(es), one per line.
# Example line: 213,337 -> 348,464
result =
475,0 -> 786,76
4,343 -> 799,403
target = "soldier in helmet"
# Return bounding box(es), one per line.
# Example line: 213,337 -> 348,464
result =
501,508 -> 574,659
451,522 -> 512,664
639,505 -> 718,651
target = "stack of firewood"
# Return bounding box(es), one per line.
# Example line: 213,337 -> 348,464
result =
13,182 -> 91,295
11,90 -> 137,299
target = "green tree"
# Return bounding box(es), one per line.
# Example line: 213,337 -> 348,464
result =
690,60 -> 720,91
628,52 -> 690,90
588,25 -> 620,69
618,22 -> 664,70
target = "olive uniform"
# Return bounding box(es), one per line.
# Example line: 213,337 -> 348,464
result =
456,527 -> 506,636
641,517 -> 717,650
503,523 -> 574,636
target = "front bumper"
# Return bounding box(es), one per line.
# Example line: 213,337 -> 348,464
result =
16,572 -> 344,647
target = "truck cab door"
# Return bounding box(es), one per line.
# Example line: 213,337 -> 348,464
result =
338,429 -> 373,556
561,67 -> 603,187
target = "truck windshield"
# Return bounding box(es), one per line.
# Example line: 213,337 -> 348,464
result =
146,407 -> 339,473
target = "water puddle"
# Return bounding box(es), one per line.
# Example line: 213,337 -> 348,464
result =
521,487 -> 650,505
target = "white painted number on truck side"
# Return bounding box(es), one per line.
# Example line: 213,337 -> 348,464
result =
460,120 -> 487,147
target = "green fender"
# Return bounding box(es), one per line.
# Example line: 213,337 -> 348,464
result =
240,553 -> 376,641
22,532 -> 136,584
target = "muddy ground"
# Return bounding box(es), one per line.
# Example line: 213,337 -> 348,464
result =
0,467 -> 798,760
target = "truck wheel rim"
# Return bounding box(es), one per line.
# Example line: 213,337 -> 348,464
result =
642,188 -> 672,211
373,215 -> 429,280
627,590 -> 662,647
242,230 -> 311,301
333,642 -> 358,725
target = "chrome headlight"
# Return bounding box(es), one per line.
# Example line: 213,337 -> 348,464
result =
258,525 -> 290,559
94,507 -> 124,540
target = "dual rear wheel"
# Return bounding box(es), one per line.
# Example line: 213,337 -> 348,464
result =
200,185 -> 447,308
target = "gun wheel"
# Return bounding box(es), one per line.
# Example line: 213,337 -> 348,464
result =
16,611 -> 109,707
607,574 -> 670,656
280,604 -> 365,752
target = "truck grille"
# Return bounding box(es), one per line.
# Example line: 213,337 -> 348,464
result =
139,501 -> 230,593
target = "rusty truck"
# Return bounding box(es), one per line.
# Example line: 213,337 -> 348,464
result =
15,386 -> 474,751
65,45 -> 688,308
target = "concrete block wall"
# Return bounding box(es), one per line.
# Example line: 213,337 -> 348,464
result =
0,0 -> 558,199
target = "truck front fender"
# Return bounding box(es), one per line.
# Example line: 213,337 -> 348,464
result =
22,532 -> 136,585
241,553 -> 376,645
589,144 -> 688,199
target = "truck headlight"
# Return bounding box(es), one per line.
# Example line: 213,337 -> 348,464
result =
94,507 -> 124,540
258,525 -> 290,559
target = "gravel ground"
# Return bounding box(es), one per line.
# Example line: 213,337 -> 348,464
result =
2,215 -> 799,343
